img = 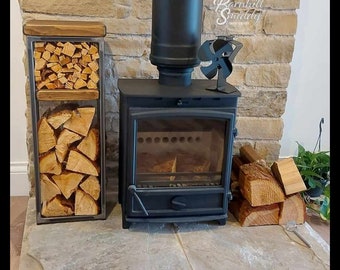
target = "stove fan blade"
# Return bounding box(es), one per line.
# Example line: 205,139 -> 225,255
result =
198,36 -> 243,93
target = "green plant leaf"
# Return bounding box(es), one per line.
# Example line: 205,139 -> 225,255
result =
320,196 -> 330,221
294,141 -> 330,221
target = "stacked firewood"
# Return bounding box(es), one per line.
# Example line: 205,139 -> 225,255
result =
33,41 -> 100,90
37,103 -> 101,217
229,145 -> 307,226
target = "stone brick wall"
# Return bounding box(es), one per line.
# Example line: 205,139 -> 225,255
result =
19,0 -> 299,195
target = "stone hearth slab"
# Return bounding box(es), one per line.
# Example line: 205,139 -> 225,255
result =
19,197 -> 330,270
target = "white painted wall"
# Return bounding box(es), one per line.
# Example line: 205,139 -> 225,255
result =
10,0 -> 30,196
280,0 -> 330,156
10,0 -> 330,195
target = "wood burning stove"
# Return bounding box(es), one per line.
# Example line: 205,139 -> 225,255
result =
118,0 -> 241,228
118,79 -> 240,228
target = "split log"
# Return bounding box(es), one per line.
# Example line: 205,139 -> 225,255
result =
46,108 -> 73,129
75,189 -> 99,215
57,129 -> 82,146
55,144 -> 69,164
63,107 -> 95,136
55,129 -> 82,163
230,170 -> 240,194
79,175 -> 101,200
136,152 -> 211,182
239,144 -> 266,165
66,150 -> 99,176
40,174 -> 61,202
76,128 -> 99,161
176,154 -> 210,180
271,157 -> 307,195
37,117 -> 56,154
278,193 -> 306,225
137,152 -> 177,180
52,172 -> 85,199
41,195 -> 74,217
232,155 -> 245,176
176,153 -> 211,173
229,197 -> 280,226
230,155 -> 243,198
39,151 -> 62,175
239,162 -> 285,207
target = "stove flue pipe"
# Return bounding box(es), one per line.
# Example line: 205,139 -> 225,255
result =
150,0 -> 203,87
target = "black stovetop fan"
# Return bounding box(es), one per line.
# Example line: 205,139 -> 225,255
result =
198,35 -> 243,93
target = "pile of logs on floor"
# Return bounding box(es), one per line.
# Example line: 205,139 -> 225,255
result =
229,145 -> 307,226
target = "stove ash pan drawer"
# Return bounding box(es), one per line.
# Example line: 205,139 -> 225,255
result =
128,192 -> 227,217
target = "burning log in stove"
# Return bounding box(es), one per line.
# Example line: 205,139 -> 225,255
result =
136,152 -> 215,187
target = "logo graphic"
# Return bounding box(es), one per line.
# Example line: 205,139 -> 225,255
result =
214,0 -> 263,25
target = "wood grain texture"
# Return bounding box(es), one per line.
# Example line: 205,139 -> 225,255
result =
37,89 -> 99,100
271,158 -> 307,195
23,20 -> 106,37
239,162 -> 285,207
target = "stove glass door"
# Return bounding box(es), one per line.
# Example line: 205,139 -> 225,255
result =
130,109 -> 234,189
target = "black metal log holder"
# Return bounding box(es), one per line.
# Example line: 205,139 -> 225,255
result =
24,21 -> 107,224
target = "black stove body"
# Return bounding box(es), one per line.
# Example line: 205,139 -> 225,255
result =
117,0 -> 241,228
118,79 -> 240,228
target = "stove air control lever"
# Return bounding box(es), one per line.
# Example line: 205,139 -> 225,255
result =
128,185 -> 149,216
171,196 -> 187,210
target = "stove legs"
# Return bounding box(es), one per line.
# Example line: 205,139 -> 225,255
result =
122,217 -> 131,229
217,218 -> 227,225
121,217 -> 227,229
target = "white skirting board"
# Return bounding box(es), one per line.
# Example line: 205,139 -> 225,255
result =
10,162 -> 30,196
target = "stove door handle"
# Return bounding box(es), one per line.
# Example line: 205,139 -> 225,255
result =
128,185 -> 149,216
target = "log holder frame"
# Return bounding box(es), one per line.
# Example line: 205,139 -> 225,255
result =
24,21 -> 107,224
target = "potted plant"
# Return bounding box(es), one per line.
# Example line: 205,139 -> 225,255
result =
292,141 -> 330,221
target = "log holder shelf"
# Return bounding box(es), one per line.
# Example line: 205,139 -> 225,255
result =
24,20 -> 107,224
